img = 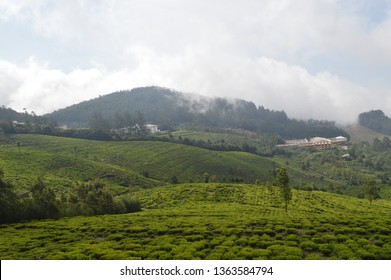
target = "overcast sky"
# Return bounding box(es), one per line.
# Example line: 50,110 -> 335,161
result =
1,0 -> 391,124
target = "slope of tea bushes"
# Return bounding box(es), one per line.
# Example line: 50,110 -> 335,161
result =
1,184 -> 391,260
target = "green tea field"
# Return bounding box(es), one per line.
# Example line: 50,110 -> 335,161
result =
0,134 -> 276,194
1,184 -> 391,260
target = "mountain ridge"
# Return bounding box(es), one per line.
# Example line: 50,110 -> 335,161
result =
46,86 -> 349,140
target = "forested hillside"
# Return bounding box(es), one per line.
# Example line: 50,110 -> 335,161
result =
359,110 -> 391,135
47,86 -> 349,140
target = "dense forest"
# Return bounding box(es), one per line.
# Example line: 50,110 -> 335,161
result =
47,86 -> 349,140
359,110 -> 391,135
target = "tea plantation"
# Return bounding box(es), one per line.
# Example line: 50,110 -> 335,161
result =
1,184 -> 391,260
0,134 -> 276,193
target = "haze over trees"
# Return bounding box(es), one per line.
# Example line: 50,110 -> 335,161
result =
46,86 -> 349,140
359,110 -> 391,135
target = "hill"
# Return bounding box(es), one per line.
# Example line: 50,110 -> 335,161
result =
358,110 -> 391,135
0,106 -> 24,122
1,183 -> 391,260
46,86 -> 349,140
3,133 -> 391,200
343,123 -> 387,143
0,134 -> 278,194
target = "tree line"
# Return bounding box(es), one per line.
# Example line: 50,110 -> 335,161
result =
359,110 -> 391,135
0,171 -> 140,224
47,86 -> 350,139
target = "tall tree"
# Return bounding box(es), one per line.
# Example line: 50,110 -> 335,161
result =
89,111 -> 111,132
364,180 -> 379,206
0,169 -> 19,223
31,177 -> 59,219
276,167 -> 292,212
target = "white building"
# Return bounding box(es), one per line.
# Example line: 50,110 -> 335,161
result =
330,136 -> 348,143
145,124 -> 159,134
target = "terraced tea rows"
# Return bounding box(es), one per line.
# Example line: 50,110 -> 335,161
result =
1,184 -> 391,260
0,134 -> 276,193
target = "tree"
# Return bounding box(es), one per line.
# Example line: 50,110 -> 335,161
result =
364,180 -> 379,206
171,175 -> 179,184
30,177 -> 59,219
0,169 -> 20,223
89,111 -> 110,132
276,167 -> 292,212
203,172 -> 210,183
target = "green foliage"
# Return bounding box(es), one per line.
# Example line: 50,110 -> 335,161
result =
203,172 -> 209,183
364,180 -> 379,205
29,177 -> 60,219
276,167 -> 292,212
1,184 -> 391,260
359,110 -> 391,135
0,134 -> 276,191
0,170 -> 141,224
46,86 -> 348,139
0,170 -> 21,223
170,175 -> 178,184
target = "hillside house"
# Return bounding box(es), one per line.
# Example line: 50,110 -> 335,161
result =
12,121 -> 25,128
146,124 -> 159,134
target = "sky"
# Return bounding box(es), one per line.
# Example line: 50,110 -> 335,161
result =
1,0 -> 391,124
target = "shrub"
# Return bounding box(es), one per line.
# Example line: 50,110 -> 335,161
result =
237,247 -> 256,259
300,240 -> 318,252
286,234 -> 299,242
332,244 -> 354,259
118,197 -> 141,213
274,225 -> 286,233
336,234 -> 348,242
321,234 -> 337,243
306,253 -> 322,260
319,244 -> 333,257
253,249 -> 271,259
267,245 -> 303,260
356,249 -> 375,260
304,230 -> 317,236
286,228 -> 299,235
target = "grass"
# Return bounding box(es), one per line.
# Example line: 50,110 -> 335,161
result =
1,133 -> 391,260
1,183 -> 391,260
0,134 -> 276,194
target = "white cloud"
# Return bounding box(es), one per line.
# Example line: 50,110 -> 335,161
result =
1,0 -> 391,124
1,50 -> 382,124
0,57 -> 105,113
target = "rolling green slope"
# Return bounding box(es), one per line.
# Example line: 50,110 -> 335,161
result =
0,134 -> 277,193
1,184 -> 391,260
343,124 -> 387,143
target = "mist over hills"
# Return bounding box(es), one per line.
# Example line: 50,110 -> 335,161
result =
46,86 -> 348,140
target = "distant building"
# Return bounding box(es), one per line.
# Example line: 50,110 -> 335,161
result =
330,136 -> 348,143
277,135 -> 348,150
146,124 -> 159,134
12,120 -> 25,128
310,137 -> 331,143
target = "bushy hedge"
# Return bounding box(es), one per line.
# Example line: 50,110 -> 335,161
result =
0,174 -> 140,224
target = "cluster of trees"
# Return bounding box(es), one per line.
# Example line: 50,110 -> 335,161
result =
170,135 -> 278,157
0,107 -> 57,135
372,137 -> 391,152
0,172 -> 140,224
359,110 -> 391,135
1,87 -> 350,145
